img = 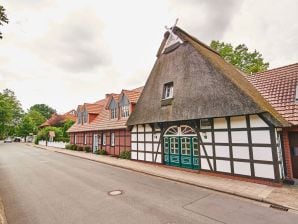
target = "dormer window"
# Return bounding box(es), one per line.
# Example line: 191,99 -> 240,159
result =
109,98 -> 118,119
83,110 -> 88,123
119,95 -> 130,118
163,82 -> 174,99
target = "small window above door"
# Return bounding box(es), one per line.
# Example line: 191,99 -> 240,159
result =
163,82 -> 174,99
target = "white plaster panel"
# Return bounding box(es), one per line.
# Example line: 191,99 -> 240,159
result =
131,142 -> 137,151
146,144 -> 153,152
131,134 -> 137,141
215,146 -> 230,158
201,158 -> 214,170
138,133 -> 144,141
138,143 -> 144,151
253,147 -> 273,161
153,143 -> 159,152
249,115 -> 268,128
200,132 -> 212,143
145,153 -> 153,162
254,164 -> 275,179
155,154 -> 162,163
145,133 -> 152,142
145,124 -> 152,132
138,125 -> 144,132
131,151 -> 137,160
231,131 -> 248,143
138,152 -> 144,161
230,116 -> 247,128
251,130 -> 271,144
234,162 -> 251,176
132,125 -> 137,132
200,145 -> 213,157
153,133 -> 161,142
216,160 -> 231,173
232,146 -> 250,159
214,132 -> 229,143
214,118 -> 227,129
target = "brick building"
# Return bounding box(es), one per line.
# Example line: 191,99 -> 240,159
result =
67,87 -> 142,155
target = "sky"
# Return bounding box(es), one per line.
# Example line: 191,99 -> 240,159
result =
0,0 -> 298,113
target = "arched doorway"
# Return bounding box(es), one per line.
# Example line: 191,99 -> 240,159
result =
163,125 -> 199,169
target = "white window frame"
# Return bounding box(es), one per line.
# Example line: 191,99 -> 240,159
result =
103,133 -> 106,146
121,105 -> 130,118
74,134 -> 77,144
295,84 -> 298,102
111,132 -> 115,146
163,82 -> 174,99
84,133 -> 87,145
111,108 -> 117,119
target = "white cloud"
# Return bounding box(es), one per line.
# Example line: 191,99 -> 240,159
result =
0,0 -> 298,113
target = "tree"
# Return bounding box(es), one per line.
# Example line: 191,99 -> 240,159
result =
0,5 -> 9,39
210,40 -> 269,74
62,119 -> 75,138
17,116 -> 36,140
27,110 -> 46,127
29,104 -> 56,119
0,89 -> 23,138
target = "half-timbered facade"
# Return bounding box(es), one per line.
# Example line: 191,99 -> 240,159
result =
127,26 -> 289,183
68,87 -> 142,155
247,63 -> 298,181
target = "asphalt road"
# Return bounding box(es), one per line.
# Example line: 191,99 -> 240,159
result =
0,143 -> 297,224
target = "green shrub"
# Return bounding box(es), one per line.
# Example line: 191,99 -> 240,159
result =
77,146 -> 84,151
34,137 -> 39,145
95,149 -> 107,155
70,144 -> 77,150
65,144 -> 71,149
119,150 -> 131,159
84,146 -> 91,153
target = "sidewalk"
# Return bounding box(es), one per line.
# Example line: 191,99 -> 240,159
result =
32,144 -> 298,212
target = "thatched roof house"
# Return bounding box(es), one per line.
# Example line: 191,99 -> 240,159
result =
127,26 -> 288,127
127,26 -> 288,183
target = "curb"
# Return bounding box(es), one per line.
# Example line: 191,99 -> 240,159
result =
0,197 -> 7,224
32,144 -> 297,213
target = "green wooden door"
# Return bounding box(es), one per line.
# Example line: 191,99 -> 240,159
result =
164,136 -> 199,170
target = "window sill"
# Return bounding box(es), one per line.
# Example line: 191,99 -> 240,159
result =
161,98 -> 174,106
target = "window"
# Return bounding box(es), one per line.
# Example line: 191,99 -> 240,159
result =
296,84 -> 298,103
111,108 -> 117,119
121,105 -> 129,117
109,98 -> 118,119
111,133 -> 115,146
74,134 -> 77,144
84,134 -> 87,145
83,111 -> 88,123
200,118 -> 212,129
103,133 -> 106,145
163,82 -> 174,99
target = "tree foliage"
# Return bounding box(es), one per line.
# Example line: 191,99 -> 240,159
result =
0,89 -> 23,138
0,5 -> 9,39
27,109 -> 46,127
62,119 -> 75,138
37,126 -> 63,141
210,40 -> 269,74
17,116 -> 36,138
29,104 -> 56,119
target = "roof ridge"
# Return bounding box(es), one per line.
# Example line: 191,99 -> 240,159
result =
254,62 -> 298,75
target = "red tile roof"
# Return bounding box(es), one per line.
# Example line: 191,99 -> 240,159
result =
40,110 -> 77,128
67,87 -> 143,132
247,63 -> 298,125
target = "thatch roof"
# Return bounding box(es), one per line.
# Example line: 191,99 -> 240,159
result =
127,26 -> 289,127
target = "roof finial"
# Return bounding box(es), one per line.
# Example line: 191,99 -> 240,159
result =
165,18 -> 179,32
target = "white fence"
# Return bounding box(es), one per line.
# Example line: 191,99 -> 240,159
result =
38,140 -> 67,149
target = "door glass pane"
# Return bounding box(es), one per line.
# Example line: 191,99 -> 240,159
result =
164,138 -> 169,153
181,137 -> 191,155
170,138 -> 178,154
193,137 -> 198,156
